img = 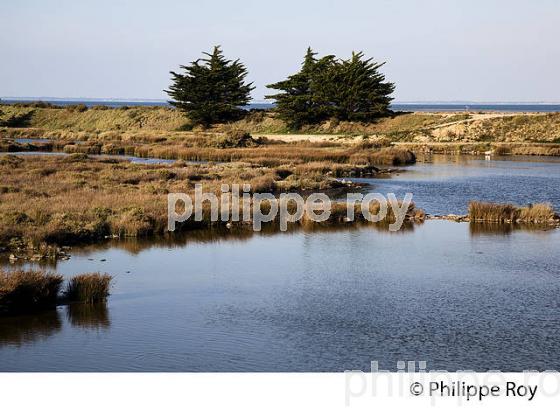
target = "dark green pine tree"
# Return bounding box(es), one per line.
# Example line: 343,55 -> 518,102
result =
166,46 -> 254,126
267,49 -> 395,127
266,47 -> 325,129
334,52 -> 395,121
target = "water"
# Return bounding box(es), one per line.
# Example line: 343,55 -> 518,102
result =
357,155 -> 560,215
4,99 -> 560,112
2,99 -> 272,111
0,151 -> 178,165
14,138 -> 52,144
11,138 -> 86,145
1,156 -> 559,372
0,221 -> 559,372
390,103 -> 560,112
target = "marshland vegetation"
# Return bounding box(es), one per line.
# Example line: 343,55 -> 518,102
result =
0,151 -> 426,257
0,270 -> 111,315
1,103 -> 559,259
2,104 -> 559,155
64,273 -> 112,304
0,270 -> 62,314
468,201 -> 557,224
1,97 -> 559,258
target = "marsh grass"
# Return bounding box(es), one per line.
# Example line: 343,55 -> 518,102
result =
468,202 -> 518,222
0,105 -> 454,134
469,201 -> 556,223
367,147 -> 416,165
3,105 -> 560,149
0,269 -> 63,314
518,203 -> 556,222
64,273 -> 112,304
0,154 -> 383,248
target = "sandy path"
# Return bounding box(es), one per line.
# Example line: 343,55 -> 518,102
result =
256,112 -> 544,144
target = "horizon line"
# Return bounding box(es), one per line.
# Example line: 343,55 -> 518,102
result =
3,96 -> 560,105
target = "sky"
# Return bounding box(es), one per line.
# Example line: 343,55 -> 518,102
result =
1,0 -> 559,102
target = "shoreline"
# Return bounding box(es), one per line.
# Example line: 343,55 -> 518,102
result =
2,105 -> 560,261
3,204 -> 559,264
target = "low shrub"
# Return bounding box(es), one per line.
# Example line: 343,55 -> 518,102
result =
368,147 -> 416,165
66,104 -> 88,113
468,202 -> 518,222
64,273 -> 112,304
215,129 -> 260,148
0,270 -> 63,314
469,201 -> 557,223
518,203 -> 555,223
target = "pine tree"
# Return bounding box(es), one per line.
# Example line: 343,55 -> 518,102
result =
266,48 -> 325,129
266,49 -> 395,127
166,46 -> 254,125
333,52 -> 395,121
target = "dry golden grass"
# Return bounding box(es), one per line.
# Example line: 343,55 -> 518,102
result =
0,152 -> 427,251
469,201 -> 557,223
0,145 -> 418,245
0,269 -> 63,314
0,154 -> 359,249
518,203 -> 556,223
64,273 -> 112,303
0,105 -> 454,135
1,125 -> 417,167
3,105 -> 560,148
0,104 -> 560,151
0,105 -> 186,132
469,202 -> 518,222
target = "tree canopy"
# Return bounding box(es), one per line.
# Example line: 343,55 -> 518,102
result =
266,48 -> 395,128
166,46 -> 254,125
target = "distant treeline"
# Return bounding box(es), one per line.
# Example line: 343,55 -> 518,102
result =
165,46 -> 395,128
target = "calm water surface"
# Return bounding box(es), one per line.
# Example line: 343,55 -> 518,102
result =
1,221 -> 559,372
1,156 -> 559,372
0,151 -> 177,165
358,155 -> 560,215
14,138 -> 53,144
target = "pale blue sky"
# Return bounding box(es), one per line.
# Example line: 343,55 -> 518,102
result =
1,0 -> 559,101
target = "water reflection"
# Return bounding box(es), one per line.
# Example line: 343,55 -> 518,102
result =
469,222 -> 557,236
11,221 -> 418,269
0,302 -> 110,348
66,303 -> 110,330
1,220 -> 559,371
358,154 -> 560,215
0,151 -> 177,165
0,309 -> 62,347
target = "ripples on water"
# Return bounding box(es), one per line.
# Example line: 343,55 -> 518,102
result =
1,221 -> 559,372
1,155 -> 559,372
357,155 -> 560,215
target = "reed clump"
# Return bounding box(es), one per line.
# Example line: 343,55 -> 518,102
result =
518,203 -> 556,223
0,269 -> 63,314
468,202 -> 518,222
368,147 -> 416,165
64,273 -> 112,304
468,201 -> 557,223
